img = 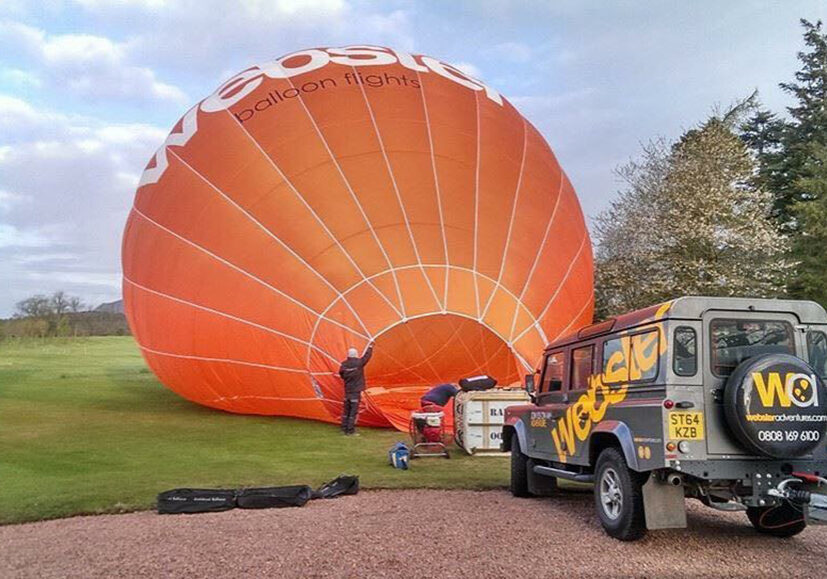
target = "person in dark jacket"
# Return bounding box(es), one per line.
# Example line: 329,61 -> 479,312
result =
338,342 -> 374,435
420,383 -> 459,409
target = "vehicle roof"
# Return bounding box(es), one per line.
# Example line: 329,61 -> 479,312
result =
546,296 -> 827,351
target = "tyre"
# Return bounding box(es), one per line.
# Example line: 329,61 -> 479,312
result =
510,436 -> 530,498
746,502 -> 807,537
594,447 -> 647,541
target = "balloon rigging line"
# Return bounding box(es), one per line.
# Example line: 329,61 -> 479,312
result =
138,344 -> 313,374
131,206 -> 369,341
416,69 -> 451,311
164,147 -> 371,337
507,169 -> 568,342
401,310 -> 444,379
463,338 -> 514,382
454,319 -> 488,370
369,308 -> 533,372
223,109 -> 405,320
353,65 -> 444,312
283,75 -> 407,318
472,91 -> 482,319
318,263 -> 540,330
303,263 -> 545,371
207,394 -> 344,406
481,117 -> 528,320
122,275 -> 340,365
365,315 -> 467,379
511,231 -> 590,345
370,342 -> 435,384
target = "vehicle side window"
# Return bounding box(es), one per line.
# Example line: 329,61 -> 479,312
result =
808,331 -> 827,380
710,319 -> 794,377
673,327 -> 697,376
570,345 -> 594,390
602,330 -> 659,384
540,351 -> 565,393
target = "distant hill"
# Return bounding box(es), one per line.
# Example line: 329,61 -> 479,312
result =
95,300 -> 124,314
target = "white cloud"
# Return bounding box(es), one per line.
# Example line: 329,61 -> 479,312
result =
0,67 -> 41,89
485,41 -> 533,63
0,20 -> 187,105
0,189 -> 27,213
104,1 -> 414,79
0,95 -> 165,314
72,0 -> 168,9
0,223 -> 53,248
453,61 -> 482,79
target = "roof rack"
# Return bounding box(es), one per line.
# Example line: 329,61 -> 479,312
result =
577,319 -> 616,339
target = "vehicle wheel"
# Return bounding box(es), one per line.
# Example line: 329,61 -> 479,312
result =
510,436 -> 530,498
594,447 -> 647,541
746,502 -> 807,537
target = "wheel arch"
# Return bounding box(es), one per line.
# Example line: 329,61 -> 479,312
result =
589,421 -> 640,471
502,420 -> 528,454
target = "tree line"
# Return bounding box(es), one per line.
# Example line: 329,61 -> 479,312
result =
595,19 -> 827,318
1,291 -> 129,339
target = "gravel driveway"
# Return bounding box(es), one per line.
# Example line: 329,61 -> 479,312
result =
1,489 -> 824,578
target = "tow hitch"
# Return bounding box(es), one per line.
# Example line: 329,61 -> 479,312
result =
767,474 -> 827,524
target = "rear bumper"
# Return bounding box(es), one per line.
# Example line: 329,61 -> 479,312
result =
673,458 -> 827,482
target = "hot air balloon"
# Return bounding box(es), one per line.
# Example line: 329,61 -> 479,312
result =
122,46 -> 593,430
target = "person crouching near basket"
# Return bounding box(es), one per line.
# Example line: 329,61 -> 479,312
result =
419,383 -> 459,412
338,342 -> 374,436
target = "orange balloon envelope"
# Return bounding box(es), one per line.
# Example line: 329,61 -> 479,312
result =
122,46 -> 594,430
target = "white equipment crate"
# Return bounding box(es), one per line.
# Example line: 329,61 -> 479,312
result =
454,389 -> 530,455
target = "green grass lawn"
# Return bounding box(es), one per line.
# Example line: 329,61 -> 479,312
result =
0,337 -> 508,524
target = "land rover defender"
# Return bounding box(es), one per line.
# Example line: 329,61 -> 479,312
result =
502,297 -> 827,540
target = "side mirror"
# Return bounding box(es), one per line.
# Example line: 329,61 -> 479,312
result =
524,373 -> 535,394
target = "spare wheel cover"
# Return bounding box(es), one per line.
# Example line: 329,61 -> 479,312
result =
723,353 -> 827,458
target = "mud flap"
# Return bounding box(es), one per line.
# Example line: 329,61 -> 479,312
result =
643,475 -> 687,530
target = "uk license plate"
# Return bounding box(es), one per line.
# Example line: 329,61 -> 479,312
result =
668,411 -> 704,440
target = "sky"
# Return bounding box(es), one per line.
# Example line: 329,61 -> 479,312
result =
0,0 -> 825,317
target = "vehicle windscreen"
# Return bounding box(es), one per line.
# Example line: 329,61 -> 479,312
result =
710,319 -> 794,377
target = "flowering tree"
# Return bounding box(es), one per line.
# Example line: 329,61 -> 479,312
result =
594,113 -> 792,318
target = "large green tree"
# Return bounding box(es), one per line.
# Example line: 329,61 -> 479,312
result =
595,113 -> 791,318
754,20 -> 827,227
742,19 -> 827,306
788,143 -> 827,305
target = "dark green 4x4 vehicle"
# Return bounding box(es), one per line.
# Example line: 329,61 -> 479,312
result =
502,297 -> 827,540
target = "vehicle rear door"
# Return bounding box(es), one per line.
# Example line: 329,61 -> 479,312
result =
702,310 -> 800,456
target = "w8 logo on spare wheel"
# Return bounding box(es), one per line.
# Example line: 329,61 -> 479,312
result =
723,353 -> 827,458
752,371 -> 819,408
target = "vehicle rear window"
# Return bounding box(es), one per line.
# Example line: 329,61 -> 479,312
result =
540,351 -> 565,393
602,330 -> 659,384
673,327 -> 697,376
808,331 -> 827,380
710,319 -> 794,377
571,345 -> 594,390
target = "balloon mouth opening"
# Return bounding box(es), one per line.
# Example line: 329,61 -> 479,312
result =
358,313 -> 521,430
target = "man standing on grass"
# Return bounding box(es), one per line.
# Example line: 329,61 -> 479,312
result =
338,342 -> 374,436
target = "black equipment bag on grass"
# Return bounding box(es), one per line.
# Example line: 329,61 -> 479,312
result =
157,488 -> 237,514
312,475 -> 359,499
459,375 -> 497,392
236,485 -> 313,509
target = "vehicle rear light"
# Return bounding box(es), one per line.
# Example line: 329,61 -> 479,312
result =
678,441 -> 690,453
663,399 -> 674,409
666,442 -> 676,452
